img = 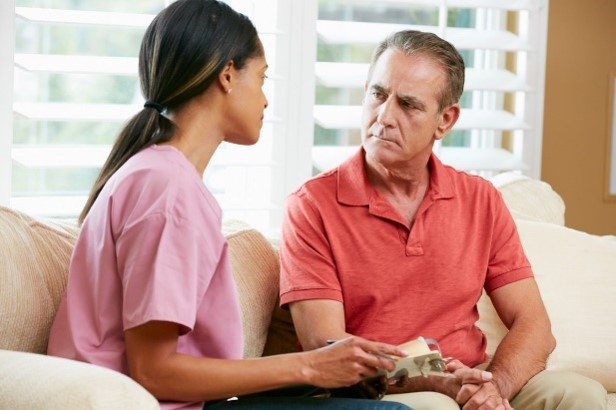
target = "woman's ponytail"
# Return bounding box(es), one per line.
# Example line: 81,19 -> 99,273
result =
78,0 -> 261,224
78,108 -> 174,224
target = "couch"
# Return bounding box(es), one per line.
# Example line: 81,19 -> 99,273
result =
1,173 -> 614,409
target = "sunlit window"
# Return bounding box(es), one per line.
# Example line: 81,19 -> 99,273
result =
1,0 -> 549,233
311,0 -> 547,179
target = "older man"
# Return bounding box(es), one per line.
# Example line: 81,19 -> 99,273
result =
279,30 -> 606,410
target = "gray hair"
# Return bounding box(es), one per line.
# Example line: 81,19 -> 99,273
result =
368,30 -> 465,112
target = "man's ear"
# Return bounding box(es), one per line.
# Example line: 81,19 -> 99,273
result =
434,103 -> 460,141
218,60 -> 235,94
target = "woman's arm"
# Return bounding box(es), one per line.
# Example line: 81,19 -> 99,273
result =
125,320 -> 408,402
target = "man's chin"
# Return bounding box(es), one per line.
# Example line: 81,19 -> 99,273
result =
364,146 -> 399,167
364,139 -> 398,157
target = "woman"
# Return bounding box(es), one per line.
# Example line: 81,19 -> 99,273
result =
47,1 -> 412,409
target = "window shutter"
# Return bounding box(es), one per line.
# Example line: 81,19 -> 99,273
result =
3,0 -> 300,234
8,2 -> 165,218
311,0 -> 549,179
1,0 -> 548,233
0,0 -> 15,206
209,0 -> 311,235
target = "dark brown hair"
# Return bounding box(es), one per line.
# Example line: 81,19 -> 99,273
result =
79,0 -> 261,223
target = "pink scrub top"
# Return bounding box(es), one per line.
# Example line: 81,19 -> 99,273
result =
48,145 -> 243,409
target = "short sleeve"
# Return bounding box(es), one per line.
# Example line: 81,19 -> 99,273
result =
279,191 -> 343,307
116,213 -> 221,334
485,191 -> 533,293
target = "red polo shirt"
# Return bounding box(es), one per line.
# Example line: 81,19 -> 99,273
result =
279,147 -> 532,366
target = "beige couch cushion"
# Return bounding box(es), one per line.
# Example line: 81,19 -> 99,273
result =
0,350 -> 158,410
222,220 -> 280,358
0,206 -> 279,362
0,206 -> 78,353
477,219 -> 616,392
490,172 -> 566,225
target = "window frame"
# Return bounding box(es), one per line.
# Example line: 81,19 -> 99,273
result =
0,0 -> 549,234
307,0 -> 550,181
0,0 -> 16,205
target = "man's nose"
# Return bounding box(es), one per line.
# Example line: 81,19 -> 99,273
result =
376,97 -> 396,127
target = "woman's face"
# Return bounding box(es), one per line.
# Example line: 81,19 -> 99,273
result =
224,54 -> 269,145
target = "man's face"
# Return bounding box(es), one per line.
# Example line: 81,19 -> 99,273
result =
361,48 -> 455,169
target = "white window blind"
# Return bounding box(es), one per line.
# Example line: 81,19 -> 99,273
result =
1,0 -> 548,234
1,0 -> 304,235
310,0 -> 549,180
213,0 -> 316,235
6,1 -> 167,219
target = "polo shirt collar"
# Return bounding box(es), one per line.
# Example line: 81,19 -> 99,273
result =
337,147 -> 455,206
428,153 -> 455,201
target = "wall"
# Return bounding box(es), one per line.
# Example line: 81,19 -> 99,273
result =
542,0 -> 616,235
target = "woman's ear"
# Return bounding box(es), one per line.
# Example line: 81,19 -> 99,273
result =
218,60 -> 235,94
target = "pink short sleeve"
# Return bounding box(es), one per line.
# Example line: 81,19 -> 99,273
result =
117,212 -> 221,333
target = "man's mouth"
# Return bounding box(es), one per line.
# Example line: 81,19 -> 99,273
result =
372,133 -> 395,143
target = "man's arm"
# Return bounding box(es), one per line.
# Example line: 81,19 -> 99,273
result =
466,277 -> 555,405
289,299 -> 351,351
290,298 -> 495,402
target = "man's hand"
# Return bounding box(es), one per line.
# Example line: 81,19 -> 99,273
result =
456,381 -> 513,410
385,359 -> 493,397
385,359 -> 513,409
448,360 -> 512,410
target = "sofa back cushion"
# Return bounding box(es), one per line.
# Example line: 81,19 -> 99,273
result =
0,206 -> 280,360
490,172 -> 565,226
223,220 -> 280,358
0,206 -> 79,353
477,219 -> 616,392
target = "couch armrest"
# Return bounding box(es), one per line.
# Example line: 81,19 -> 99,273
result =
0,350 -> 159,410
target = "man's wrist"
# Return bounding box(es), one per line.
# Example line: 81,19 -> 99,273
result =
486,376 -> 510,400
442,376 -> 463,399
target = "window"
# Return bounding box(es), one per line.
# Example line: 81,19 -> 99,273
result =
1,0 -> 548,234
310,0 -> 549,180
1,0 -> 303,235
4,0 -> 168,219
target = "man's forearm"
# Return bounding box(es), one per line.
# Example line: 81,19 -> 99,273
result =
289,299 -> 352,351
387,374 -> 461,399
485,278 -> 556,399
486,322 -> 555,399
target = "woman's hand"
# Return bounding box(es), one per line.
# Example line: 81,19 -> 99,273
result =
300,336 -> 407,388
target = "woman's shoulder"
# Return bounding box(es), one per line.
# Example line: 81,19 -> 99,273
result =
105,146 -> 219,224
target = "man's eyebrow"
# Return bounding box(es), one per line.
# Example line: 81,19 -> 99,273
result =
370,83 -> 389,94
398,94 -> 426,111
370,83 -> 426,110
